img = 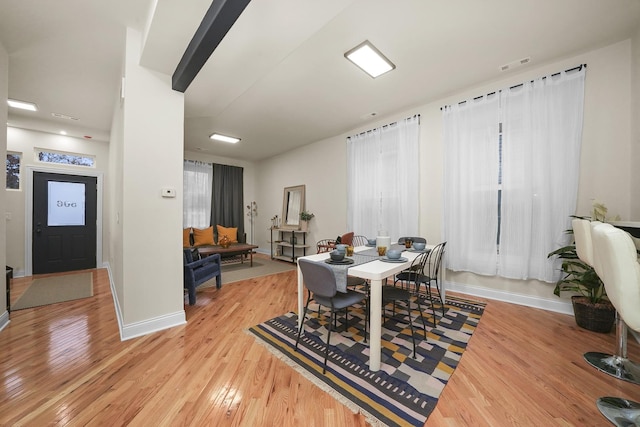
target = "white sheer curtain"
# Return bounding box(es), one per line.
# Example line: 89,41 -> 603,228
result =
347,115 -> 420,241
443,67 -> 586,282
498,68 -> 585,281
183,160 -> 213,228
443,94 -> 501,275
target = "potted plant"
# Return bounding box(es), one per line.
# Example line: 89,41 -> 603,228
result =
299,210 -> 314,231
547,202 -> 617,333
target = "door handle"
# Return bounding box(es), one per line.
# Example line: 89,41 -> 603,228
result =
35,222 -> 41,234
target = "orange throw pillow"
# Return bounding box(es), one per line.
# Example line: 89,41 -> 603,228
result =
183,228 -> 192,247
216,225 -> 238,244
192,226 -> 214,246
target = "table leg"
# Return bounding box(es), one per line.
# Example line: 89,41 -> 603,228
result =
369,278 -> 382,371
250,251 -> 253,267
297,263 -> 304,330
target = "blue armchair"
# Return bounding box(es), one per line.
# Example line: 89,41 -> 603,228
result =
183,248 -> 222,305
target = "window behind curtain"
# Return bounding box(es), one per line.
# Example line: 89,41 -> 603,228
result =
183,160 -> 212,228
347,115 -> 420,241
443,67 -> 586,282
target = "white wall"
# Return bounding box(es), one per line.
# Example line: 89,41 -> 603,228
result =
631,27 -> 640,218
5,128 -> 110,276
111,28 -> 185,336
1,41 -> 8,327
255,137 -> 348,257
256,39 -> 634,312
183,151 -> 258,244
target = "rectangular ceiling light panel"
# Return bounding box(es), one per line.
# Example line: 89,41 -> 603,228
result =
7,99 -> 38,111
210,133 -> 240,143
344,40 -> 395,78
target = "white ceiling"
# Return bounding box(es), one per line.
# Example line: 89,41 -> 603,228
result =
2,0 -> 639,161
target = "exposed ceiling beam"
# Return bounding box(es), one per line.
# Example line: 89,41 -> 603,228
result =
172,0 -> 252,93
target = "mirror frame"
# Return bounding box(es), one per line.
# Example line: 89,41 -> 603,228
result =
281,185 -> 305,230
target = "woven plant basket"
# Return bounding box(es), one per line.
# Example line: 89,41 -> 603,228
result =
571,296 -> 615,333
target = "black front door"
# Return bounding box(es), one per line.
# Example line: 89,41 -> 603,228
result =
32,172 -> 97,274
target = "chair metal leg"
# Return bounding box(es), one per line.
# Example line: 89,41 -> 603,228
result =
596,396 -> 640,426
405,299 -> 416,358
323,307 -> 334,374
295,299 -> 312,351
584,315 -> 640,385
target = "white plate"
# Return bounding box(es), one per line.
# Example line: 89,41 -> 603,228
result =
380,257 -> 408,263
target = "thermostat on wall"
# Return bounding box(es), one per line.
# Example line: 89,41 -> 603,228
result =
161,188 -> 176,198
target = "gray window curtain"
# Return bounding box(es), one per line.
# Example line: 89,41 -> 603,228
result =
211,164 -> 244,238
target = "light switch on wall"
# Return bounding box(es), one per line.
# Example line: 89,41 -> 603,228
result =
161,188 -> 176,198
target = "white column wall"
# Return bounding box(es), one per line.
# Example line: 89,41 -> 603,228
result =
116,28 -> 185,333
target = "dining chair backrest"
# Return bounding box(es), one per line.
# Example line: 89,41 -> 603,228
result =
572,218 -> 594,267
398,236 -> 427,245
425,242 -> 446,278
298,259 -> 338,299
591,223 -> 640,332
352,235 -> 369,247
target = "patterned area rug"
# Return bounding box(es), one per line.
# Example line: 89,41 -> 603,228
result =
248,295 -> 485,426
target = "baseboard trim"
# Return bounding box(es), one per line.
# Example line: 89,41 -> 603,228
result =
121,311 -> 186,341
104,262 -> 186,341
444,280 -> 574,315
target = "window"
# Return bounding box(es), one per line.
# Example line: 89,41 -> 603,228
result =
347,115 -> 420,240
443,67 -> 586,282
6,152 -> 21,190
35,148 -> 95,167
183,160 -> 213,228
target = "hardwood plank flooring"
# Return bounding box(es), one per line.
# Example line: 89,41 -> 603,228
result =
1,256 -> 638,426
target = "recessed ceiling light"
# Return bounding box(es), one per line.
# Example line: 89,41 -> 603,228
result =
59,131 -> 67,135
7,99 -> 38,111
344,40 -> 395,78
210,133 -> 240,144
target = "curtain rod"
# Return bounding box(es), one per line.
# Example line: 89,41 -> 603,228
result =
440,64 -> 587,110
347,114 -> 420,140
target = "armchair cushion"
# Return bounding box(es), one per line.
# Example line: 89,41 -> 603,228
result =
183,248 -> 222,305
216,224 -> 238,244
183,227 -> 193,248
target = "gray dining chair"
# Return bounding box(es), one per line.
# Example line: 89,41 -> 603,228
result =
296,259 -> 368,374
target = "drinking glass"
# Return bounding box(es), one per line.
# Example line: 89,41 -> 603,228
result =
346,245 -> 354,256
377,246 -> 387,256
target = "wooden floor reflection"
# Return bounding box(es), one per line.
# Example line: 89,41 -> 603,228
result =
1,257 -> 638,426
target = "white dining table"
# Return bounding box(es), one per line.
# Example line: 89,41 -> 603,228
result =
296,244 -> 434,372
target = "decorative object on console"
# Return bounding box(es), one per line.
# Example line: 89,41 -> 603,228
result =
299,210 -> 314,231
219,235 -> 231,248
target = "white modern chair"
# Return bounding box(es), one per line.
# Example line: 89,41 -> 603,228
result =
590,222 -> 640,426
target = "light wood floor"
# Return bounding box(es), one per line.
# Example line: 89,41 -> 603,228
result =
1,256 -> 638,426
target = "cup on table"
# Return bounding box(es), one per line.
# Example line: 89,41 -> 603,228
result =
377,246 -> 387,256
404,239 -> 413,249
346,245 -> 354,256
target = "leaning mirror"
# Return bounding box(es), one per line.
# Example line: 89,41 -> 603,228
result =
281,185 -> 305,230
